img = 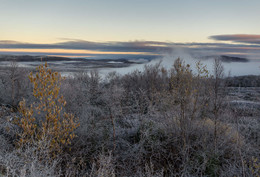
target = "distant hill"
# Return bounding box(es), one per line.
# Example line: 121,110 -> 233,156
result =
0,55 -> 136,64
218,55 -> 249,63
0,54 -> 250,63
0,55 -> 79,62
200,55 -> 249,63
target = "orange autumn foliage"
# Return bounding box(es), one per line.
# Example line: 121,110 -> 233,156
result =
17,62 -> 79,153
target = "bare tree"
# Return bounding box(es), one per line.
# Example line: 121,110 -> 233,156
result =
0,61 -> 29,108
212,58 -> 225,153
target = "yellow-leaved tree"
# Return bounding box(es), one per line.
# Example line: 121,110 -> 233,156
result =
17,62 -> 79,154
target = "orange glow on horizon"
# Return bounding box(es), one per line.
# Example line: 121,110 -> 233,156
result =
49,55 -> 92,58
0,48 -> 159,55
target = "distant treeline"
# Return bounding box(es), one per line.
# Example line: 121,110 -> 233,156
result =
226,75 -> 260,87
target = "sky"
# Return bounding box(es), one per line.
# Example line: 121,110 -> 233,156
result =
0,0 -> 260,59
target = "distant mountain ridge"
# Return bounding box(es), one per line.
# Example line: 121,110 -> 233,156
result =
201,55 -> 249,63
218,55 -> 249,63
0,54 -> 250,63
0,55 -> 135,64
0,55 -> 79,62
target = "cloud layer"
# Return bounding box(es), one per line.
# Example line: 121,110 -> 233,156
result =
0,34 -> 260,59
209,34 -> 260,45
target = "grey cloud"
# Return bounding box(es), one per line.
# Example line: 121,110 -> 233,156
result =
209,34 -> 260,45
0,40 -> 172,53
0,39 -> 260,59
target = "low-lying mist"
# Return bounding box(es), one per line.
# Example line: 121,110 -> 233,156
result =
100,54 -> 260,78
